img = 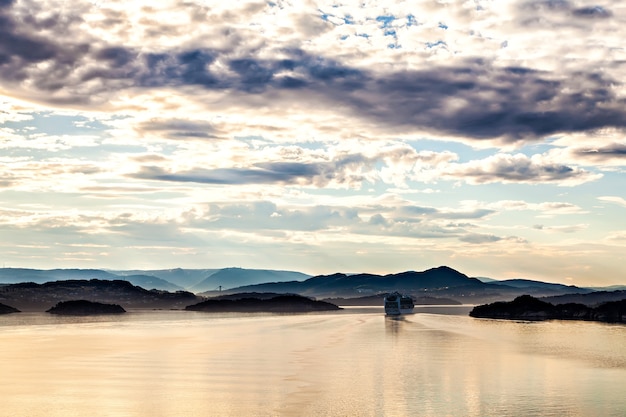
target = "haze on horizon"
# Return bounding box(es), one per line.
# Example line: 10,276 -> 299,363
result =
0,0 -> 625,287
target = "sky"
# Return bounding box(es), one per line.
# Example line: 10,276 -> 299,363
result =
0,0 -> 625,285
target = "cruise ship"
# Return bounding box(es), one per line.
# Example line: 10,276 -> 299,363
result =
384,292 -> 415,315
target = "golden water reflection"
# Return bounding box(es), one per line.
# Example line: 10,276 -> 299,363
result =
1,310 -> 625,416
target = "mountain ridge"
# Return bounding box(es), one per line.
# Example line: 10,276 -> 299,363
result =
0,266 -> 622,305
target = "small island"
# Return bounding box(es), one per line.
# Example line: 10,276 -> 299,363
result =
185,294 -> 341,313
470,294 -> 626,323
46,300 -> 126,316
0,302 -> 20,314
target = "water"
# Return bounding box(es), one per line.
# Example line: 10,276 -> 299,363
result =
1,307 -> 625,416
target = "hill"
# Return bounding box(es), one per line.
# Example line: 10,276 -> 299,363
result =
541,290 -> 626,306
0,268 -> 183,291
493,279 -> 590,293
1,266 -> 621,305
210,266 -> 600,303
190,267 -> 310,292
0,268 -> 119,284
110,268 -> 218,289
470,295 -> 626,323
0,267 -> 310,292
206,266 -> 486,300
119,274 -> 184,292
0,279 -> 200,311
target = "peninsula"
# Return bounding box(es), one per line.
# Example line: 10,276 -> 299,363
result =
470,295 -> 626,323
0,302 -> 19,314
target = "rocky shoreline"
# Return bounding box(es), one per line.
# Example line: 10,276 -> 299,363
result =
470,295 -> 626,323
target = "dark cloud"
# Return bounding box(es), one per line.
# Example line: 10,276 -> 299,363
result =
573,143 -> 626,161
130,154 -> 372,186
96,47 -> 135,67
137,118 -> 219,140
459,233 -> 502,244
446,154 -> 597,184
1,5 -> 625,142
0,15 -> 58,63
519,0 -> 613,19
572,6 -> 612,18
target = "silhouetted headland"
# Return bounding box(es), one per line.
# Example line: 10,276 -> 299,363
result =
0,279 -> 200,311
46,300 -> 126,315
0,302 -> 20,314
185,294 -> 341,313
470,295 -> 626,323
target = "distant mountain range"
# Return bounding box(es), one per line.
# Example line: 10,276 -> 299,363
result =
205,266 -> 599,303
0,266 -> 624,307
0,268 -> 183,291
188,268 -> 310,293
0,267 -> 310,292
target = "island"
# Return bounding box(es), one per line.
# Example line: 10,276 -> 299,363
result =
0,302 -> 20,314
46,300 -> 126,315
470,294 -> 626,323
185,294 -> 341,313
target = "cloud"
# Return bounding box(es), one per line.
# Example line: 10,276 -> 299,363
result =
125,143 -> 459,189
444,153 -> 601,185
459,233 -> 503,244
606,231 -> 626,242
492,200 -> 586,215
572,143 -> 626,161
135,118 -> 220,140
598,196 -> 626,208
532,223 -> 589,233
1,1 -> 626,144
130,153 -> 376,188
0,159 -> 104,191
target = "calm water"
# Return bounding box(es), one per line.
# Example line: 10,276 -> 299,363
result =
1,307 -> 625,416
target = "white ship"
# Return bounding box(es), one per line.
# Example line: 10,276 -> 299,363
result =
384,292 -> 415,315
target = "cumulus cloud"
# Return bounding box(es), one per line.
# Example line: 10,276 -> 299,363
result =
176,197 -> 498,241
444,153 -> 601,185
1,0 -> 626,143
